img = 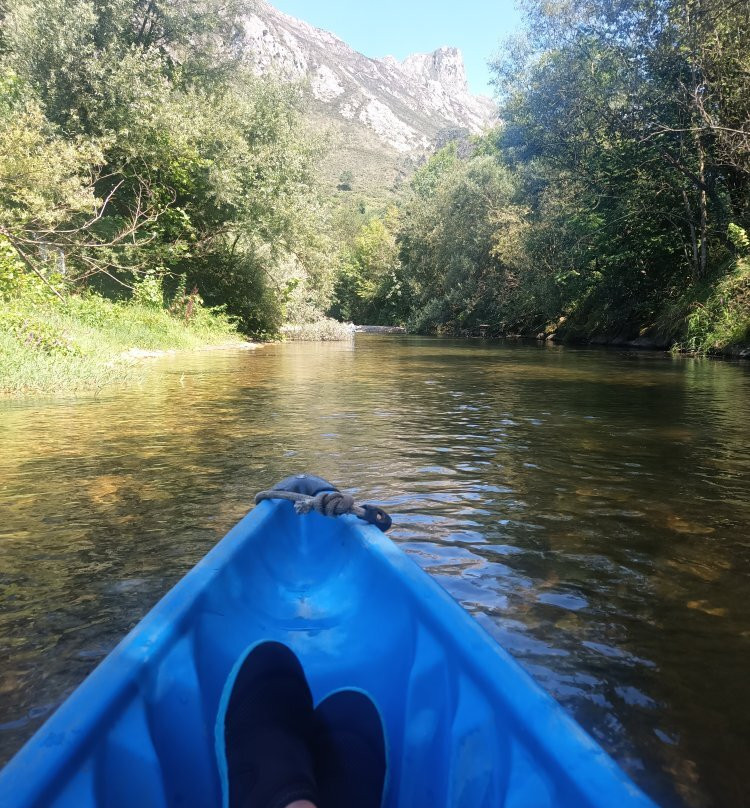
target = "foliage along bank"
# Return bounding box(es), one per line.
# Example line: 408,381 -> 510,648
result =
0,246 -> 246,394
332,0 -> 750,356
0,0 -> 339,347
2,0 -> 749,377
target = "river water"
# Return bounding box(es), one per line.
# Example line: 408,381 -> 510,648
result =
1,336 -> 749,807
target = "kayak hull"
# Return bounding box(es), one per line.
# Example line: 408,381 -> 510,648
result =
0,498 -> 657,807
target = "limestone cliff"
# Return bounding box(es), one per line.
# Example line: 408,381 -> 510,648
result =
242,2 -> 496,190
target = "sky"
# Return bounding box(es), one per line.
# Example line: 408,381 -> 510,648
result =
269,0 -> 523,96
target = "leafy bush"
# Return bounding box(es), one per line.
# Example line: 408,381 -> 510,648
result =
0,310 -> 81,357
0,237 -> 63,305
131,271 -> 165,308
680,228 -> 750,352
682,273 -> 750,352
281,318 -> 354,341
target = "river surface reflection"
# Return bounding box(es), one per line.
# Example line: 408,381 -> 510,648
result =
1,336 -> 749,807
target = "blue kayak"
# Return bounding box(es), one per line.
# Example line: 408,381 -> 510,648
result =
0,475 -> 657,808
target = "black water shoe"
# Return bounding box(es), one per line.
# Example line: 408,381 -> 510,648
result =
313,689 -> 387,808
218,641 -> 319,808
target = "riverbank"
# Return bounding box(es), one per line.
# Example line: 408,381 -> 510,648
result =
461,258 -> 750,360
426,326 -> 750,360
548,331 -> 750,359
492,331 -> 750,359
0,294 -> 248,395
531,328 -> 750,359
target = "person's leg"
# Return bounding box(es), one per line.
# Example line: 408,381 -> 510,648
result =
218,641 -> 319,808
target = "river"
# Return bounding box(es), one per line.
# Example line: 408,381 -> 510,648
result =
1,336 -> 749,807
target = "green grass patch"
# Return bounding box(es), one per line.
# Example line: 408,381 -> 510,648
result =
669,259 -> 750,354
0,293 -> 243,395
684,266 -> 750,353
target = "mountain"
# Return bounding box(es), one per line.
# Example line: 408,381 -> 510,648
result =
242,2 -> 497,193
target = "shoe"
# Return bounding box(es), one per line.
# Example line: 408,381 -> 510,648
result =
216,641 -> 319,808
313,689 -> 387,808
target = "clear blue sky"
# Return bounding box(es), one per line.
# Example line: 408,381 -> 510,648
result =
269,0 -> 523,96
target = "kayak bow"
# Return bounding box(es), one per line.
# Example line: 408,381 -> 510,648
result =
0,475 -> 658,808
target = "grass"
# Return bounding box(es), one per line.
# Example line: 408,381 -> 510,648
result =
655,257 -> 750,355
681,260 -> 750,354
0,293 -> 244,395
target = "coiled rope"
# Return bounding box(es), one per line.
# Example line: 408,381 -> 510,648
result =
254,489 -> 392,531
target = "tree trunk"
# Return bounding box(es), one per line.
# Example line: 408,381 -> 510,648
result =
682,190 -> 700,282
698,139 -> 708,278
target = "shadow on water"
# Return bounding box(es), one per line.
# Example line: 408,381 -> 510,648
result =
1,336 -> 749,807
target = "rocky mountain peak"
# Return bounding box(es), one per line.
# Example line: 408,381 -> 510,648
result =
242,2 -> 496,156
401,47 -> 470,95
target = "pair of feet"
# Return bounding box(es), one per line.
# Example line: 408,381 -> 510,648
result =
218,642 -> 387,808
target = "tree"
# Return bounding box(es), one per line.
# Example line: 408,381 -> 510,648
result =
337,170 -> 354,191
484,0 -> 749,337
394,0 -> 749,346
398,143 -> 519,333
0,70 -> 165,295
331,206 -> 404,324
0,0 -> 336,336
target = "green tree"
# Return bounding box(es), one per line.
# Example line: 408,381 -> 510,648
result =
399,143 -> 520,333
0,0 -> 337,337
338,170 -> 354,191
331,206 -> 405,325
